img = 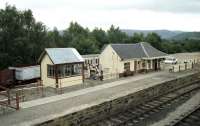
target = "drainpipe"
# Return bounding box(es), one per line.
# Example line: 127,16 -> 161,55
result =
55,65 -> 58,88
82,63 -> 85,83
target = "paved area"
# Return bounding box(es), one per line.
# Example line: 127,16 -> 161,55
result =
20,71 -> 165,108
150,90 -> 200,126
0,70 -> 197,126
4,71 -> 164,102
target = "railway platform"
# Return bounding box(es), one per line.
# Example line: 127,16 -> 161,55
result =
0,70 -> 199,126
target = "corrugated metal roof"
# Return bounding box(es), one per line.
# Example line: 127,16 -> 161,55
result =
82,54 -> 100,59
110,42 -> 167,60
45,48 -> 84,64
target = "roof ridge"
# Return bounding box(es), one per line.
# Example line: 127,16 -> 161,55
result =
110,42 -> 149,45
140,42 -> 149,57
111,43 -> 138,45
45,47 -> 74,49
71,48 -> 84,62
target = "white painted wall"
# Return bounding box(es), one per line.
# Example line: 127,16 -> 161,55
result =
58,76 -> 82,88
99,45 -> 162,79
41,54 -> 55,87
99,45 -> 123,79
100,45 -> 146,79
41,54 -> 82,88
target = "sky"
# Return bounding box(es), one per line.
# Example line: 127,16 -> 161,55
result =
1,0 -> 200,31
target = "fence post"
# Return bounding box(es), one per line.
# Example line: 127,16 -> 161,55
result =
59,80 -> 63,94
16,91 -> 19,110
185,63 -> 187,70
179,65 -> 180,72
7,90 -> 11,105
21,89 -> 25,102
37,80 -> 39,95
192,62 -> 194,69
173,66 -> 174,72
41,80 -> 44,97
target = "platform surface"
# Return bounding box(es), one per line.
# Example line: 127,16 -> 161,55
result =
0,70 -> 197,126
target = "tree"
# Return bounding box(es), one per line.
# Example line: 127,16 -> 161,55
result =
68,22 -> 89,38
129,33 -> 144,43
107,25 -> 128,43
62,29 -> 72,47
2,4 -> 200,70
0,4 -> 48,69
69,35 -> 99,54
145,32 -> 162,50
91,28 -> 108,48
64,22 -> 99,54
183,40 -> 200,52
47,27 -> 64,47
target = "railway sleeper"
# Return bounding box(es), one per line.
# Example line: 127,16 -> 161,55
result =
94,84 -> 200,126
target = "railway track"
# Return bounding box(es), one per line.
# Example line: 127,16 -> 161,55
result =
90,83 -> 200,126
171,105 -> 200,126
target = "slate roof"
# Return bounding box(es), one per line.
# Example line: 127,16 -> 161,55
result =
38,48 -> 84,64
110,42 -> 167,60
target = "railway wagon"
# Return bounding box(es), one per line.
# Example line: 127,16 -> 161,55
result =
9,65 -> 40,85
0,69 -> 15,88
0,65 -> 41,89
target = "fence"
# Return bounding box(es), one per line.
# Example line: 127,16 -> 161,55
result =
12,80 -> 44,102
169,62 -> 194,72
0,85 -> 20,111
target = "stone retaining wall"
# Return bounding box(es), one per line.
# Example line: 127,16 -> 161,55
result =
38,72 -> 200,126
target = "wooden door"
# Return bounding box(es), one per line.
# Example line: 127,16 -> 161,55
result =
154,59 -> 158,71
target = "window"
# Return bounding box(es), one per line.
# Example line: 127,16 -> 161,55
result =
124,62 -> 130,71
47,65 -> 55,77
85,60 -> 89,65
96,59 -> 99,64
142,62 -> 146,67
57,65 -> 64,77
62,64 -> 81,77
73,64 -> 81,75
64,65 -> 71,76
47,64 -> 82,78
148,60 -> 151,69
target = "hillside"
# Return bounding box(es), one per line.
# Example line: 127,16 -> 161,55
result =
121,29 -> 183,39
171,32 -> 200,40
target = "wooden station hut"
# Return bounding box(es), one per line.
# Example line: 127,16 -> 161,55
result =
38,48 -> 84,88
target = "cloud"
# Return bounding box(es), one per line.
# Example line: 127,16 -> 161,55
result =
103,0 -> 200,14
138,0 -> 200,13
1,0 -> 200,31
2,0 -> 200,14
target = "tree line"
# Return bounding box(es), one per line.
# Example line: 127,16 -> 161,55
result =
0,5 -> 200,70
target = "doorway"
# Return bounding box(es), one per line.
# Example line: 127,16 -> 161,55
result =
153,59 -> 158,71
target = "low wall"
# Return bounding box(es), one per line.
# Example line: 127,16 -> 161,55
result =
38,72 -> 200,126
